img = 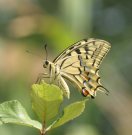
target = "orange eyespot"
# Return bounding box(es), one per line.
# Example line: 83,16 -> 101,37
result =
82,88 -> 89,97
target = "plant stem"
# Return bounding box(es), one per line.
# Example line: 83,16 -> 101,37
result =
41,121 -> 46,135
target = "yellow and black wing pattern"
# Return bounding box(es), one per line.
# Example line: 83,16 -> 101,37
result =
54,38 -> 111,98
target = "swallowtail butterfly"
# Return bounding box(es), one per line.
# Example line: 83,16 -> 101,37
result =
38,38 -> 111,98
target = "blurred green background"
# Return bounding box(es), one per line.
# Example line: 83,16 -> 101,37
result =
0,0 -> 132,135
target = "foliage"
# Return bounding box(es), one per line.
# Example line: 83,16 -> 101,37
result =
0,100 -> 41,129
0,82 -> 87,135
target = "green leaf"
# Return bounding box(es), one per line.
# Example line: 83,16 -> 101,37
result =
48,100 -> 87,130
0,100 -> 42,130
31,82 -> 63,123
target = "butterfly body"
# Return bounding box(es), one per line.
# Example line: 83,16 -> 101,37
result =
41,38 -> 111,98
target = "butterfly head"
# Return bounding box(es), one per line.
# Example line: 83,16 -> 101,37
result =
43,60 -> 50,68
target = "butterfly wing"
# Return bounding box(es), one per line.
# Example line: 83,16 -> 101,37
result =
53,38 -> 111,97
53,38 -> 110,68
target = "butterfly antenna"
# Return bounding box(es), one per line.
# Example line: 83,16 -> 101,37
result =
44,44 -> 48,60
26,50 -> 42,58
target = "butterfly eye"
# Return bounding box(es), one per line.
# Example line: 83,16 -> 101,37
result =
43,60 -> 49,68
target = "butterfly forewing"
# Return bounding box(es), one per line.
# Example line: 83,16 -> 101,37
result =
54,38 -> 110,67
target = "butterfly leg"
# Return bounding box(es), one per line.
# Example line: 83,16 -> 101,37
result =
36,73 -> 50,84
54,72 -> 61,81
